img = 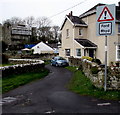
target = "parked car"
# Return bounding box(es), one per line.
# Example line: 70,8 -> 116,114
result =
51,56 -> 69,67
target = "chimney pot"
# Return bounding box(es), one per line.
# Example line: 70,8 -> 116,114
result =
119,2 -> 120,7
70,11 -> 73,16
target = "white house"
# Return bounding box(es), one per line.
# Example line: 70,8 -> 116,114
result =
31,42 -> 54,54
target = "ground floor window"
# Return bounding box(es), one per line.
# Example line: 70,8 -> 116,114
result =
76,49 -> 81,56
116,45 -> 120,60
65,49 -> 70,56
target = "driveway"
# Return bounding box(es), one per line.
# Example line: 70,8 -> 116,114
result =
2,64 -> 120,113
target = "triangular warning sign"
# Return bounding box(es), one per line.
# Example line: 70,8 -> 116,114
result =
97,6 -> 114,22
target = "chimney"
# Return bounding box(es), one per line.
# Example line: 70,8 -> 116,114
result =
70,11 -> 73,16
118,2 -> 120,9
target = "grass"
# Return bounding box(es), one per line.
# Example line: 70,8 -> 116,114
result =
66,66 -> 120,100
0,63 -> 14,67
2,68 -> 49,93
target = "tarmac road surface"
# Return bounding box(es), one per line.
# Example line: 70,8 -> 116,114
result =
2,64 -> 120,114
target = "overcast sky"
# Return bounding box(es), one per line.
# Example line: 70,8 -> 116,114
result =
0,0 -> 119,26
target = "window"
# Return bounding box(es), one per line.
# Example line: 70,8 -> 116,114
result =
66,29 -> 69,37
116,45 -> 120,60
65,49 -> 70,56
76,49 -> 81,56
79,29 -> 82,35
118,24 -> 120,33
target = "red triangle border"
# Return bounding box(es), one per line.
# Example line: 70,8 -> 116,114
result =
97,6 -> 114,22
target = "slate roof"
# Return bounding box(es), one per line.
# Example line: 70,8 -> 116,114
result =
116,6 -> 120,21
79,3 -> 105,18
79,3 -> 120,22
75,39 -> 97,48
60,15 -> 87,30
67,15 -> 87,25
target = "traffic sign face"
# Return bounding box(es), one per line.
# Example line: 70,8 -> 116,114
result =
97,6 -> 114,22
99,22 -> 112,35
96,4 -> 115,36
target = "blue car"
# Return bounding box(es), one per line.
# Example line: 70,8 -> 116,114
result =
51,56 -> 69,67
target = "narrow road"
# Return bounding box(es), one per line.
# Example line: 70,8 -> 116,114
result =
2,64 -> 120,114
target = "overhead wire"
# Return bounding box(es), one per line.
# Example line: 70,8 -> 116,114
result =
49,0 -> 88,18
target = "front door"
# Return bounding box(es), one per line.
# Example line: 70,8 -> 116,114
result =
89,49 -> 94,58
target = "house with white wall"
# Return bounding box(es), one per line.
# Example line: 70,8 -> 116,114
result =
59,3 -> 120,65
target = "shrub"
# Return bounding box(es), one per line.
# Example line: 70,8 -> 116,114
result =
92,58 -> 101,65
91,66 -> 99,74
81,56 -> 93,61
1,54 -> 8,64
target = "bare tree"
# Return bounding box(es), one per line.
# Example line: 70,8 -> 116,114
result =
36,16 -> 51,28
52,26 -> 60,41
3,17 -> 24,26
36,17 -> 52,42
24,16 -> 35,27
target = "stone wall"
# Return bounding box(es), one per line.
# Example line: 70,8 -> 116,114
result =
1,59 -> 45,78
69,57 -> 120,90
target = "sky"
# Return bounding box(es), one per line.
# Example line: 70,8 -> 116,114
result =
0,0 -> 119,27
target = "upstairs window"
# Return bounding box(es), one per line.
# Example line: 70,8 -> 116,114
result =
79,29 -> 82,35
66,29 -> 69,37
118,24 -> 120,33
116,45 -> 120,61
65,49 -> 70,56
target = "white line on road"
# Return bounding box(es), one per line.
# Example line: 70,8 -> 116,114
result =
97,103 -> 111,106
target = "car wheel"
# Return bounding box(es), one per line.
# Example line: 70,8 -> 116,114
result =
55,63 -> 59,67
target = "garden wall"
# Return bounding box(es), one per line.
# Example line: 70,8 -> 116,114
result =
0,59 -> 45,78
69,57 -> 120,90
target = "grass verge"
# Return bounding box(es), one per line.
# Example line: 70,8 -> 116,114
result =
2,68 -> 49,93
0,63 -> 14,67
66,66 -> 120,100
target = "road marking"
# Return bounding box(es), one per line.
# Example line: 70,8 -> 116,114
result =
45,110 -> 55,114
97,103 -> 111,106
0,97 -> 17,106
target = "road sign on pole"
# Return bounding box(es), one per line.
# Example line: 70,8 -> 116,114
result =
96,4 -> 115,91
96,4 -> 115,36
97,6 -> 114,22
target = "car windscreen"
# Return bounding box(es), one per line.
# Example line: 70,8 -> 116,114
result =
58,57 -> 65,60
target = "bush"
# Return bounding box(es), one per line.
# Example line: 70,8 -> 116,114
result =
91,66 -> 99,74
92,58 -> 101,65
1,54 -> 8,64
81,56 -> 93,61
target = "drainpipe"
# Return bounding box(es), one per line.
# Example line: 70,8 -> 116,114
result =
73,25 -> 75,57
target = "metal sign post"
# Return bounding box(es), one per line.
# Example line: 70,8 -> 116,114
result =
104,35 -> 107,91
96,4 -> 115,91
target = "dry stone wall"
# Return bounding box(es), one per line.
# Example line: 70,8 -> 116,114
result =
69,57 -> 120,90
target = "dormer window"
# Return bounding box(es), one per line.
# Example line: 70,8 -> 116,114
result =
79,29 -> 82,35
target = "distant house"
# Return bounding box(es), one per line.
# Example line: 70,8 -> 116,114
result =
31,42 -> 54,54
25,44 -> 35,49
2,23 -> 37,50
59,3 -> 120,65
47,43 -> 59,54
